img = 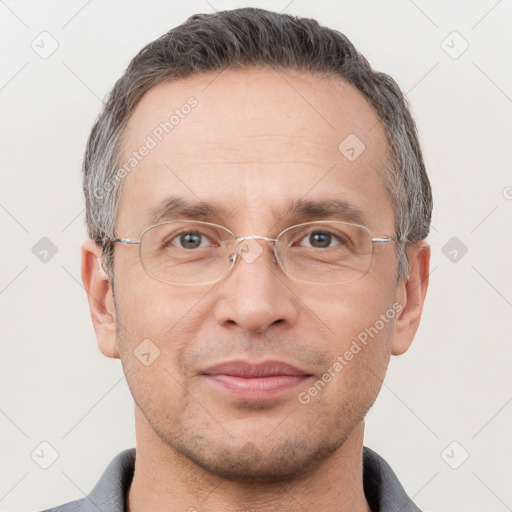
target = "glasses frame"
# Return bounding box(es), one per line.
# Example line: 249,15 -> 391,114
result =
108,219 -> 397,286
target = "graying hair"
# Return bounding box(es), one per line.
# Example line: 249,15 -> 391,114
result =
83,7 -> 432,284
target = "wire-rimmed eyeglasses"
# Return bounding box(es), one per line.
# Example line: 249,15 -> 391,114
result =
107,220 -> 397,286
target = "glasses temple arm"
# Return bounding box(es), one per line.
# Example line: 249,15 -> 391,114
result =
108,237 -> 141,245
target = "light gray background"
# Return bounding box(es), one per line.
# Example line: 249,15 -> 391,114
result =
1,1 -> 511,511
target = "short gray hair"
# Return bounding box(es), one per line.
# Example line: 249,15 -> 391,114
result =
83,7 -> 432,283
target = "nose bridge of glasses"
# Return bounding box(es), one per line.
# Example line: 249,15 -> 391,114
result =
231,235 -> 278,263
236,235 -> 277,243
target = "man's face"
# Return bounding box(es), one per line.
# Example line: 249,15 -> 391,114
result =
111,68 -> 403,481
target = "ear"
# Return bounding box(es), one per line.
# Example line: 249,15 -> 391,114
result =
391,242 -> 430,356
81,238 -> 119,359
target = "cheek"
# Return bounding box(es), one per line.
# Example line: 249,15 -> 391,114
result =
301,315 -> 395,424
299,275 -> 398,393
303,273 -> 397,341
113,277 -> 217,391
114,297 -> 196,423
114,265 -> 204,337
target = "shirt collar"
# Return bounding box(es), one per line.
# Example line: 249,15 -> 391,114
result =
81,447 -> 421,512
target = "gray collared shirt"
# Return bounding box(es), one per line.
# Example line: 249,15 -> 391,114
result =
40,447 -> 421,511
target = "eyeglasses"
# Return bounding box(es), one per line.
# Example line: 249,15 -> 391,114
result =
108,220 -> 397,286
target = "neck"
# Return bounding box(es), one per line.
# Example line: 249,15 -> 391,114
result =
127,408 -> 371,512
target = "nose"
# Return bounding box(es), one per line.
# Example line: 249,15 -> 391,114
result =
214,237 -> 299,334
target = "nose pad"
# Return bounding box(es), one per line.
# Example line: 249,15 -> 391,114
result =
237,238 -> 265,264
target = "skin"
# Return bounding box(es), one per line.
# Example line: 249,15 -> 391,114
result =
81,67 -> 430,512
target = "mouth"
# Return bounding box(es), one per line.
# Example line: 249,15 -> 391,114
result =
200,360 -> 312,401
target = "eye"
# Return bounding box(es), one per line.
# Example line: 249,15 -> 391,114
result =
169,230 -> 215,250
298,230 -> 345,249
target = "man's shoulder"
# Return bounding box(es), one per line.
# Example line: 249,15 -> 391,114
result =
39,497 -> 86,512
37,448 -> 136,512
363,446 -> 423,512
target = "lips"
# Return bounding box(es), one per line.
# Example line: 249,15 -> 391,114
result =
201,360 -> 311,401
203,360 -> 309,378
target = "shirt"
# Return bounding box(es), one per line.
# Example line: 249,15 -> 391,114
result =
39,446 -> 422,511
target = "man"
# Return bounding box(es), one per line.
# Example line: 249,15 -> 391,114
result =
42,7 -> 431,511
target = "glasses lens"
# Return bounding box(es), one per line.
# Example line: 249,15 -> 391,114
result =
140,222 -> 235,285
276,221 -> 373,284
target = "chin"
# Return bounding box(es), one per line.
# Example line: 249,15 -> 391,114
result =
166,432 -> 347,484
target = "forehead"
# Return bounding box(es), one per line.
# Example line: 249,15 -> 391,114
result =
116,67 -> 393,234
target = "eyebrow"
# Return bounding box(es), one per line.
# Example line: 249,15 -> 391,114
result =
147,196 -> 236,225
147,196 -> 367,228
282,198 -> 366,225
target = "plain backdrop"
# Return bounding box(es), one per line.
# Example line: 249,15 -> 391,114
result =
1,1 -> 511,511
